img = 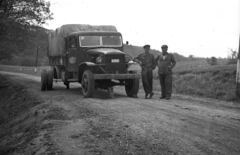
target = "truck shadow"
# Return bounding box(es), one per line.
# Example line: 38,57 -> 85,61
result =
47,85 -> 127,100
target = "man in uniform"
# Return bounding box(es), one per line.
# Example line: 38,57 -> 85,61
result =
134,44 -> 156,99
156,45 -> 176,100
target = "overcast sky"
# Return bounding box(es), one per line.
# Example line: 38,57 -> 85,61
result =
44,0 -> 240,58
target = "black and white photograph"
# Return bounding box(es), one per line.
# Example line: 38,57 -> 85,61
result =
0,0 -> 240,154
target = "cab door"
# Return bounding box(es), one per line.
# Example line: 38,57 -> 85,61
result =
67,36 -> 84,72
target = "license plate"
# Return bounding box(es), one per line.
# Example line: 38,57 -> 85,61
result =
111,59 -> 119,63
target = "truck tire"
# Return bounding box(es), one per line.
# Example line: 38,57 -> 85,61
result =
41,69 -> 48,91
125,78 -> 139,97
47,70 -> 53,90
81,70 -> 95,98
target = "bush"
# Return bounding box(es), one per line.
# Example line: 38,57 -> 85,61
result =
227,58 -> 237,65
206,57 -> 218,66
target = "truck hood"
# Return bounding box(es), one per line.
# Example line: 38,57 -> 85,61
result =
85,48 -> 124,55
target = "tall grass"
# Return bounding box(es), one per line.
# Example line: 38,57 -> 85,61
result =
172,71 -> 236,101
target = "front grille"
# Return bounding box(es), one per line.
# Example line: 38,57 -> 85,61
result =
104,54 -> 125,73
104,63 -> 126,73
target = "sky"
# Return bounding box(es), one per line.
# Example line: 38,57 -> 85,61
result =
44,0 -> 240,58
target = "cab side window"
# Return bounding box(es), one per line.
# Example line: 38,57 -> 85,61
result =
69,37 -> 77,48
64,37 -> 67,51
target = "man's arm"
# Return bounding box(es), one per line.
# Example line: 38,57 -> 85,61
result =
155,55 -> 160,67
155,55 -> 159,62
152,55 -> 157,70
170,54 -> 176,68
134,54 -> 142,65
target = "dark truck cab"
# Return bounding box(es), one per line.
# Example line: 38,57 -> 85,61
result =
42,24 -> 140,98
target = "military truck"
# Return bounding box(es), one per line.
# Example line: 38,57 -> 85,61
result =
41,24 -> 140,98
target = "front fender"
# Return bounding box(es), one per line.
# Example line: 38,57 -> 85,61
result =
78,62 -> 97,82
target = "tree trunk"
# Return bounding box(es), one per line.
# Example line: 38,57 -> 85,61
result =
236,36 -> 240,99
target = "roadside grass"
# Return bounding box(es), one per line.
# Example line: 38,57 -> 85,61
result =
173,60 -> 234,75
172,70 -> 236,101
0,55 -> 49,66
0,65 -> 50,77
172,60 -> 236,101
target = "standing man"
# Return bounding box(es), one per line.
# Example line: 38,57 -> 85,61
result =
156,45 -> 176,100
134,44 -> 156,99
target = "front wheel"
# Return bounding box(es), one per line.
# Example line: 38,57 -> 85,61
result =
81,70 -> 95,98
125,78 -> 139,97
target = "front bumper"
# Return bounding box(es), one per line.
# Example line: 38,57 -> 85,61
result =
93,73 -> 141,80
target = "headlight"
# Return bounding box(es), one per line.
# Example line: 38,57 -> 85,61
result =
96,56 -> 103,63
125,55 -> 132,63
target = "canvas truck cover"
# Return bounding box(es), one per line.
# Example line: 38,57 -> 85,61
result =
48,24 -> 118,56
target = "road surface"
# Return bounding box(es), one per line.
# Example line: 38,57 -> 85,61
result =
0,71 -> 240,155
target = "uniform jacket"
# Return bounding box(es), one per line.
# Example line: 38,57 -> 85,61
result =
156,53 -> 176,74
134,52 -> 156,70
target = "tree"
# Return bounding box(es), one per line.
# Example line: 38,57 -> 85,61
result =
206,57 -> 218,66
0,0 -> 53,60
188,55 -> 194,59
236,36 -> 240,99
227,48 -> 237,64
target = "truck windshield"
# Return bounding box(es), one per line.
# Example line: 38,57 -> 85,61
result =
102,36 -> 122,46
79,36 -> 122,47
80,36 -> 101,47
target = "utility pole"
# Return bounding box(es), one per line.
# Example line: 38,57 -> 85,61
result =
35,47 -> 40,74
236,36 -> 240,99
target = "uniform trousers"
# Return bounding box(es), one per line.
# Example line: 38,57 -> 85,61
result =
142,67 -> 153,94
159,74 -> 172,97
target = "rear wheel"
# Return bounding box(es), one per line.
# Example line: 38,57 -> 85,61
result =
41,69 -> 48,91
125,78 -> 139,97
81,70 -> 95,98
47,70 -> 53,90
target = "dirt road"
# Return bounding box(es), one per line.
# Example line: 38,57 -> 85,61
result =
0,71 -> 240,155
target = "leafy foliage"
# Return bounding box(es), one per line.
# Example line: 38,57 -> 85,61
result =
206,57 -> 218,66
0,26 -> 50,66
227,49 -> 238,64
0,0 -> 53,60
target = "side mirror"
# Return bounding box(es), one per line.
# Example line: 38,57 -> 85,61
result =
126,41 -> 129,45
